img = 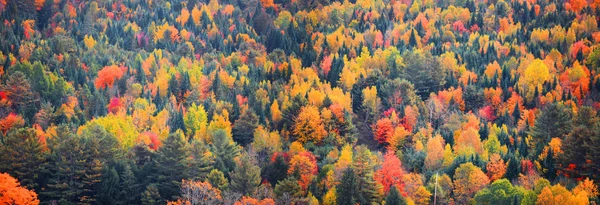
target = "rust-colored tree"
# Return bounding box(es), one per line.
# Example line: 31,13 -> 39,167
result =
0,172 -> 39,205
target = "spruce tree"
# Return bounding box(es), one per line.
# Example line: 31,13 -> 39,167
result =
385,186 -> 407,205
152,133 -> 189,202
0,128 -> 47,192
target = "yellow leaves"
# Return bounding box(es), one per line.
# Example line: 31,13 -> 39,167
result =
454,128 -> 484,156
208,0 -> 219,14
207,110 -> 233,142
537,184 -> 589,205
387,126 -> 410,151
453,162 -> 490,204
334,145 -> 353,172
274,11 -> 293,30
191,7 -> 202,25
176,8 -> 190,26
293,105 -> 327,144
251,126 -> 281,154
522,59 -> 551,98
79,114 -> 139,149
83,35 -> 96,50
270,100 -> 282,123
573,178 -> 599,198
362,86 -> 379,114
184,103 -> 208,140
308,89 -> 326,107
153,22 -> 171,43
531,28 -> 550,44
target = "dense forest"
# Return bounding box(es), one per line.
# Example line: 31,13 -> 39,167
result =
1,0 -> 600,204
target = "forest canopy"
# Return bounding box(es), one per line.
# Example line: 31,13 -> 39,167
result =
1,0 -> 600,204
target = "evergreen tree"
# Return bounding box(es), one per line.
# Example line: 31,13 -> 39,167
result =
152,133 -> 189,202
120,163 -> 141,205
232,109 -> 259,146
210,130 -> 240,175
337,168 -> 359,205
186,140 -> 214,181
385,186 -> 407,205
0,128 -> 47,192
230,155 -> 262,196
529,103 -> 572,157
141,184 -> 162,205
98,166 -> 120,205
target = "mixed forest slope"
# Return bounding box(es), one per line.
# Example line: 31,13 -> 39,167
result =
0,0 -> 600,204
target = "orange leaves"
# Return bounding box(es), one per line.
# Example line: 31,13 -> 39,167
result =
137,132 -> 162,151
573,178 -> 599,198
260,0 -> 275,8
424,135 -> 445,171
570,41 -> 591,60
22,20 -> 35,40
375,151 -> 405,194
223,5 -> 235,16
560,61 -> 590,100
0,173 -> 39,205
34,0 -> 44,10
486,154 -> 507,181
372,118 -> 394,145
176,8 -> 190,26
453,163 -> 490,204
320,55 -> 333,76
95,65 -> 126,89
537,184 -> 589,205
234,197 -> 275,205
67,3 -> 77,18
288,151 -> 318,191
293,105 -> 326,144
566,0 -> 586,13
454,128 -> 484,156
0,113 -> 24,135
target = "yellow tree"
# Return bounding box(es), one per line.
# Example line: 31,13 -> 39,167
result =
293,105 -> 327,144
521,59 -> 551,99
362,86 -> 380,119
453,163 -> 490,204
270,101 -> 282,123
537,184 -> 589,205
425,135 -> 445,171
184,103 -> 208,140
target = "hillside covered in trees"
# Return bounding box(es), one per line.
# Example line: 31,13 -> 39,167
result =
1,0 -> 600,204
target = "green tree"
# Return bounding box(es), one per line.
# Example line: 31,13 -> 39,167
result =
274,176 -> 303,198
399,50 -> 446,99
207,169 -> 229,191
141,184 -> 162,205
385,186 -> 407,205
0,128 -> 47,192
529,103 -> 572,157
152,133 -> 189,202
474,179 -> 525,205
337,168 -> 359,205
186,140 -> 214,181
210,130 -> 240,175
232,109 -> 259,146
230,155 -> 262,196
